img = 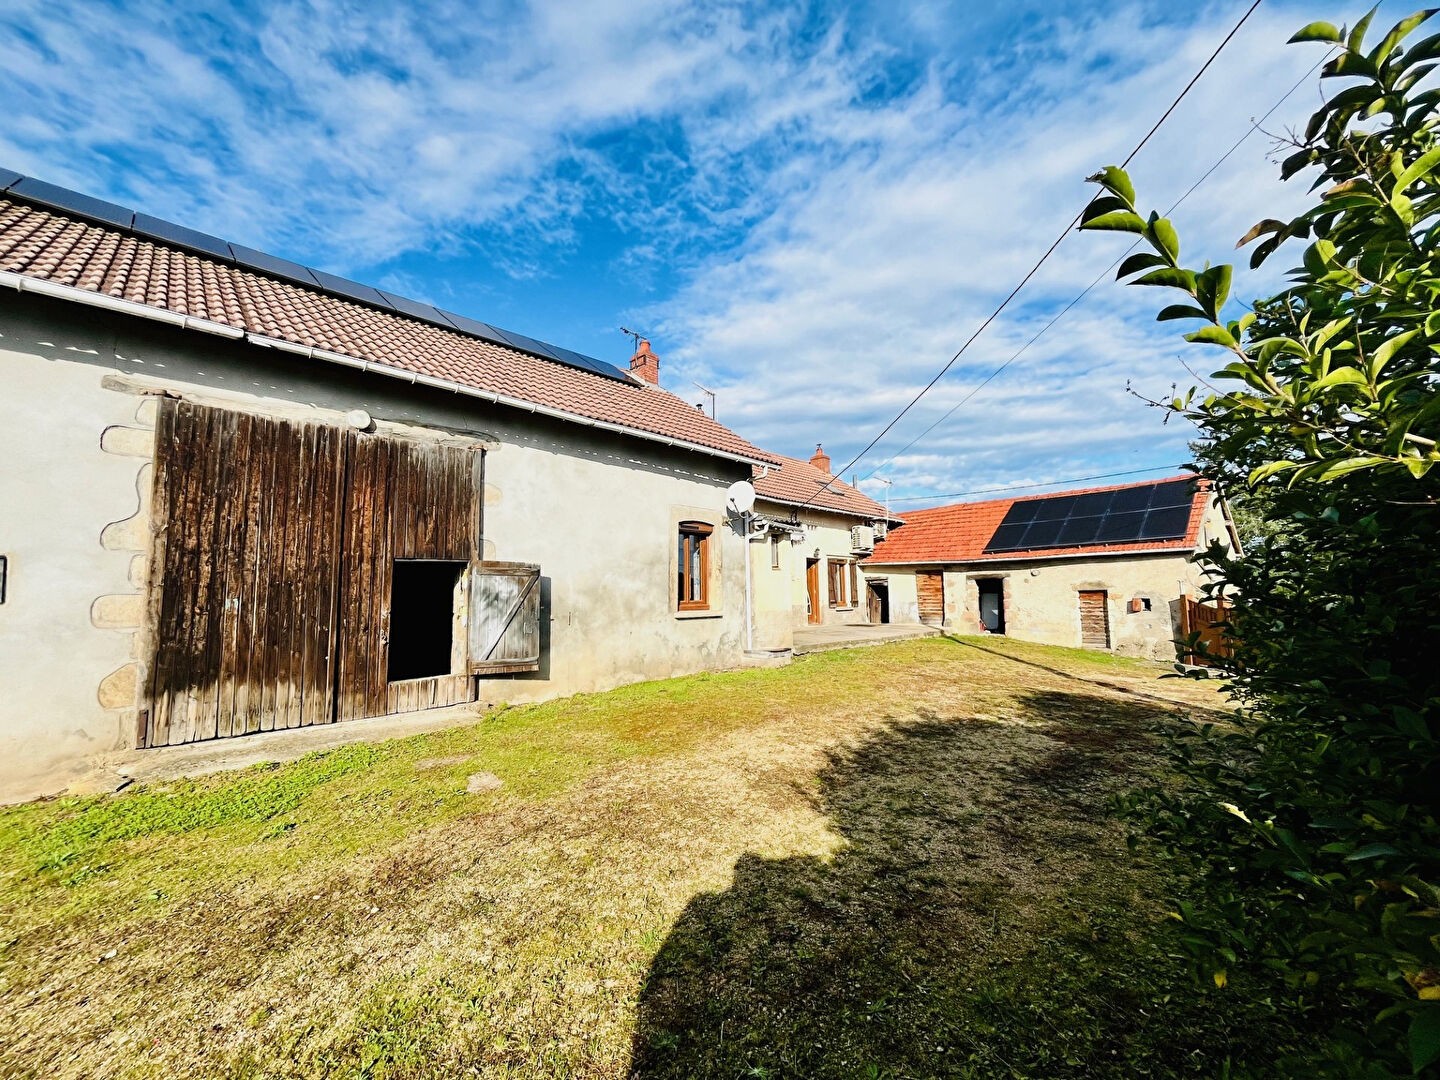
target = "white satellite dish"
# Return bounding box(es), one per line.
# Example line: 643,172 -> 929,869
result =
725,480 -> 757,515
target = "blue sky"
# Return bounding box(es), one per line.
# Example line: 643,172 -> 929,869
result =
1,0 -> 1369,504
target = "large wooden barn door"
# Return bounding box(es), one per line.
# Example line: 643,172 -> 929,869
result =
142,399 -> 484,747
143,400 -> 347,747
335,437 -> 483,721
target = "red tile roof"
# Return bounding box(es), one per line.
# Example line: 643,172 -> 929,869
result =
0,197 -> 776,465
865,476 -> 1211,564
753,453 -> 898,521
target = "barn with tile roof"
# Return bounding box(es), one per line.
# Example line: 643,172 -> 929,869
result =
0,171 -> 788,801
863,476 -> 1239,657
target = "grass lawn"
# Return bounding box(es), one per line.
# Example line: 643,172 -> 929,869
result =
0,636 -> 1309,1078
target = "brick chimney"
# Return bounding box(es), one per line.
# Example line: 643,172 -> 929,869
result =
809,443 -> 832,475
629,338 -> 660,384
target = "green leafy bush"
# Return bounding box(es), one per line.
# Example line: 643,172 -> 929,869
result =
1082,9 -> 1440,1075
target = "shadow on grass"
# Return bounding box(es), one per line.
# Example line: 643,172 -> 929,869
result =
629,688 -> 1281,1079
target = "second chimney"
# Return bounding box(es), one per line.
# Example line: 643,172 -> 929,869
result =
629,339 -> 660,384
809,443 -> 832,475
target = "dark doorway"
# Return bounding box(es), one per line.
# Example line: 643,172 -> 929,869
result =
866,579 -> 890,624
388,560 -> 466,681
977,578 -> 1005,634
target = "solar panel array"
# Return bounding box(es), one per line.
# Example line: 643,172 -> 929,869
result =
0,170 -> 636,383
982,478 -> 1197,555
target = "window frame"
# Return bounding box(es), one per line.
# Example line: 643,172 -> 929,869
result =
828,556 -> 857,609
677,521 -> 714,612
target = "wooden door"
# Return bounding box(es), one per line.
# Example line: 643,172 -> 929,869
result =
143,400 -> 347,747
1079,590 -> 1111,649
336,435 -> 483,721
143,399 -> 485,747
805,559 -> 822,624
917,570 -> 944,625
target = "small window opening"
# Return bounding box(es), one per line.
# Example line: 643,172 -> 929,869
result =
770,535 -> 781,570
388,559 -> 466,681
1142,597 -> 1153,612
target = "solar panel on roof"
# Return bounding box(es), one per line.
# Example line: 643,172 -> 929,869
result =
982,479 -> 1196,555
0,169 -> 24,192
133,213 -> 234,262
377,290 -> 449,324
9,177 -> 134,229
308,268 -> 390,307
230,244 -> 322,288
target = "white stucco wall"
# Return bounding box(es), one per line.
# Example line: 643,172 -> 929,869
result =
0,292 -> 751,800
754,502 -> 882,628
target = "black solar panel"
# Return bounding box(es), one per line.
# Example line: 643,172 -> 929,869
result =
377,290 -> 448,324
0,169 -> 24,192
10,177 -> 134,229
230,244 -> 322,289
308,268 -> 390,307
133,213 -> 234,262
983,479 -> 1196,554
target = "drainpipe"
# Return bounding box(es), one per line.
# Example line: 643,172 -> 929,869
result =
743,512 -> 754,652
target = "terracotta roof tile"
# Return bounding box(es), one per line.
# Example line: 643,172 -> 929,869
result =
866,476 -> 1210,564
752,453 -> 897,521
0,197 -> 775,464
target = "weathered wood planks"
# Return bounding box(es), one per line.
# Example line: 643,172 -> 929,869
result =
143,398 -> 484,746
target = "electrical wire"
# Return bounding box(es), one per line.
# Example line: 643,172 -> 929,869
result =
860,50 -> 1326,483
795,0 -> 1265,511
888,463 -> 1192,504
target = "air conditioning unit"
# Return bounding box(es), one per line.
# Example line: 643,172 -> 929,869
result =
873,520 -> 888,540
851,525 -> 875,553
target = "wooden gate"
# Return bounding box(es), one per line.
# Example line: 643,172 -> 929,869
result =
917,570 -> 945,625
1078,589 -> 1110,649
1179,595 -> 1234,666
142,398 -> 486,747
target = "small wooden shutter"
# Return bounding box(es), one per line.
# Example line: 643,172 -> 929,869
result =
1079,590 -> 1111,649
469,562 -> 542,674
917,570 -> 945,624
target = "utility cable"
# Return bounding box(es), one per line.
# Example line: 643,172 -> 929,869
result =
861,49 -> 1326,482
794,0 -> 1265,511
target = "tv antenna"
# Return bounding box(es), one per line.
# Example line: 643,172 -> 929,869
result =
692,381 -> 716,420
620,326 -> 645,354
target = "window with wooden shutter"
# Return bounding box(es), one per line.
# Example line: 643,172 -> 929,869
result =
469,562 -> 542,674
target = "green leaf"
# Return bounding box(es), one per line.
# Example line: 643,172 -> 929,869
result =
1133,267 -> 1197,290
1410,1006 -> 1440,1073
1083,194 -> 1132,219
1148,215 -> 1181,263
1314,367 -> 1368,389
1237,219 -> 1287,247
1185,326 -> 1239,349
1348,6 -> 1378,53
1116,251 -> 1167,278
1211,264 -> 1232,312
1157,304 -> 1211,322
1080,210 -> 1145,233
1370,328 -> 1420,377
1290,20 -> 1343,43
1370,9 -> 1437,66
1394,145 -> 1440,193
1091,165 -> 1134,206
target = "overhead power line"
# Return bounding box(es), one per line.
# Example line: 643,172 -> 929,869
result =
796,0 -> 1265,511
888,463 -> 1192,504
861,49 -> 1326,482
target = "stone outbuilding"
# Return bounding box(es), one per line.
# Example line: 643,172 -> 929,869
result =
863,476 -> 1239,659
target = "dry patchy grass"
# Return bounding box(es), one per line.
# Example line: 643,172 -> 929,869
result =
0,636 -> 1276,1079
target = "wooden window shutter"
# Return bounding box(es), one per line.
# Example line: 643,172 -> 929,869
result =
469,561 -> 542,674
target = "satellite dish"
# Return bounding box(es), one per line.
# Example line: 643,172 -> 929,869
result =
726,480 -> 757,515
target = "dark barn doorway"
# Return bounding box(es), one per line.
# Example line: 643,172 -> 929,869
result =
977,578 -> 1005,634
387,560 -> 467,681
865,578 -> 890,624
